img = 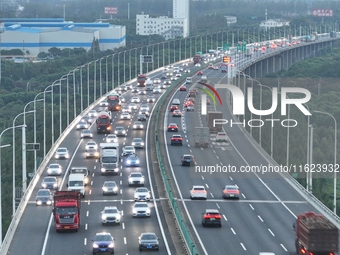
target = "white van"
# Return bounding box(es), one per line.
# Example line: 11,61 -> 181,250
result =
67,173 -> 85,198
186,77 -> 192,84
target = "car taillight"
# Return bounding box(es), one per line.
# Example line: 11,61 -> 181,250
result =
300,248 -> 306,254
204,215 -> 211,219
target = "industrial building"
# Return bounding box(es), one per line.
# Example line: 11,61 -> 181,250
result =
0,18 -> 126,57
136,0 -> 189,39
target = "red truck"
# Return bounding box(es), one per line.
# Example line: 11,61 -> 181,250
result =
137,74 -> 147,87
107,93 -> 120,111
193,54 -> 202,64
53,191 -> 81,232
294,211 -> 338,255
96,111 -> 112,134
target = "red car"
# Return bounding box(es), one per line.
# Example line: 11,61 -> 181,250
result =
167,123 -> 179,132
171,135 -> 183,145
222,185 -> 240,199
185,100 -> 194,107
170,105 -> 178,112
197,71 -> 203,75
179,86 -> 187,91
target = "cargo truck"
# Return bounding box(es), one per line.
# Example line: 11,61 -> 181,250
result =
99,143 -> 120,175
96,111 -> 112,134
53,191 -> 81,232
137,74 -> 147,87
107,93 -> 120,111
294,211 -> 339,255
193,127 -> 210,147
207,111 -> 223,133
193,52 -> 203,64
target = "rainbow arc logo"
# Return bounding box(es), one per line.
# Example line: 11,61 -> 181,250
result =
197,82 -> 222,115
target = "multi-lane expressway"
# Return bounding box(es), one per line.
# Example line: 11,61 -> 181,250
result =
5,36 -> 340,255
162,66 -> 331,255
7,67 -> 188,255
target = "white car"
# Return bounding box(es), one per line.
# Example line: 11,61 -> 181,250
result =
172,98 -> 180,105
175,73 -> 182,77
195,63 -> 201,67
47,163 -> 62,176
131,97 -> 140,103
153,87 -> 161,94
128,103 -> 138,110
88,110 -> 97,118
134,187 -> 151,201
153,78 -> 161,84
190,185 -> 207,200
80,129 -> 93,138
106,134 -> 118,143
76,120 -> 88,130
120,112 -> 131,120
133,121 -> 144,130
101,206 -> 121,225
138,90 -> 147,95
122,146 -> 135,156
120,96 -> 126,103
125,84 -> 132,90
55,147 -> 69,159
132,138 -> 144,148
140,104 -> 150,112
216,132 -> 228,142
85,141 -> 98,151
122,105 -> 131,113
128,172 -> 145,186
132,202 -> 150,217
99,100 -> 108,107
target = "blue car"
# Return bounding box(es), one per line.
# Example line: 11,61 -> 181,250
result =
92,232 -> 115,255
126,154 -> 140,167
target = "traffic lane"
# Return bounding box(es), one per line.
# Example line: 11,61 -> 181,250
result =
217,201 -> 290,255
85,201 -> 165,255
8,204 -> 52,255
181,201 -> 248,255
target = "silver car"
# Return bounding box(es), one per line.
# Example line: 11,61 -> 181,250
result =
122,146 -> 135,156
122,105 -> 131,113
140,104 -> 150,112
132,138 -> 144,148
102,181 -> 118,195
128,172 -> 145,186
80,129 -> 93,139
47,163 -> 62,176
101,206 -> 121,225
114,126 -> 127,137
41,176 -> 58,190
76,120 -> 88,130
130,97 -> 140,103
88,110 -> 97,118
106,134 -> 118,143
133,121 -> 144,130
35,189 -> 53,206
55,147 -> 69,159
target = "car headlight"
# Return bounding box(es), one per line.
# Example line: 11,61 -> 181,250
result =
113,187 -> 118,191
46,200 -> 52,205
114,131 -> 118,134
55,155 -> 59,158
127,160 -> 131,164
146,208 -> 151,213
141,177 -> 145,182
36,200 -> 42,205
133,125 -> 136,128
116,214 -> 121,220
136,160 -> 140,164
101,168 -> 106,172
42,183 -> 47,188
102,187 -> 108,192
141,142 -> 144,146
140,125 -> 143,128
93,243 -> 99,248
94,152 -> 99,157
53,183 -> 58,188
47,169 -> 51,174
102,215 -> 106,220
77,125 -> 80,128
122,130 -> 126,134
133,208 -> 137,213
132,142 -> 135,146
129,178 -> 133,182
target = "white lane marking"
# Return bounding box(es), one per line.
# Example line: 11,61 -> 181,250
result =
121,210 -> 124,216
124,237 -> 127,244
240,243 -> 246,250
281,244 -> 288,251
241,193 -> 246,199
229,176 -> 233,180
89,190 -> 92,195
85,224 -> 88,230
201,176 -> 204,180
223,215 -> 228,221
88,201 -> 90,205
121,199 -> 123,204
122,223 -> 125,229
258,215 -> 264,222
231,228 -> 236,235
268,229 -> 275,236
86,211 -> 89,217
120,180 -> 122,185
249,204 -> 254,210
205,184 -> 209,189
84,238 -> 87,246
91,181 -> 93,185
216,203 -> 220,209
210,193 -> 214,198
120,189 -> 122,194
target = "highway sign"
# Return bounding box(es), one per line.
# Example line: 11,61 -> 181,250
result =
104,7 -> 118,14
223,44 -> 229,50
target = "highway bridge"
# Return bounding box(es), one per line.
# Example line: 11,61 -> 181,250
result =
1,35 -> 340,255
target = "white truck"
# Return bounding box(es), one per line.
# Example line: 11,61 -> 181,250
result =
67,173 -> 86,198
193,127 -> 210,147
99,143 -> 120,175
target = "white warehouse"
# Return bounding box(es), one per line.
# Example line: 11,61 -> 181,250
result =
0,18 -> 126,56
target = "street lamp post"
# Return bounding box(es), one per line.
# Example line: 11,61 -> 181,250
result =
0,124 -> 26,246
314,110 -> 337,214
